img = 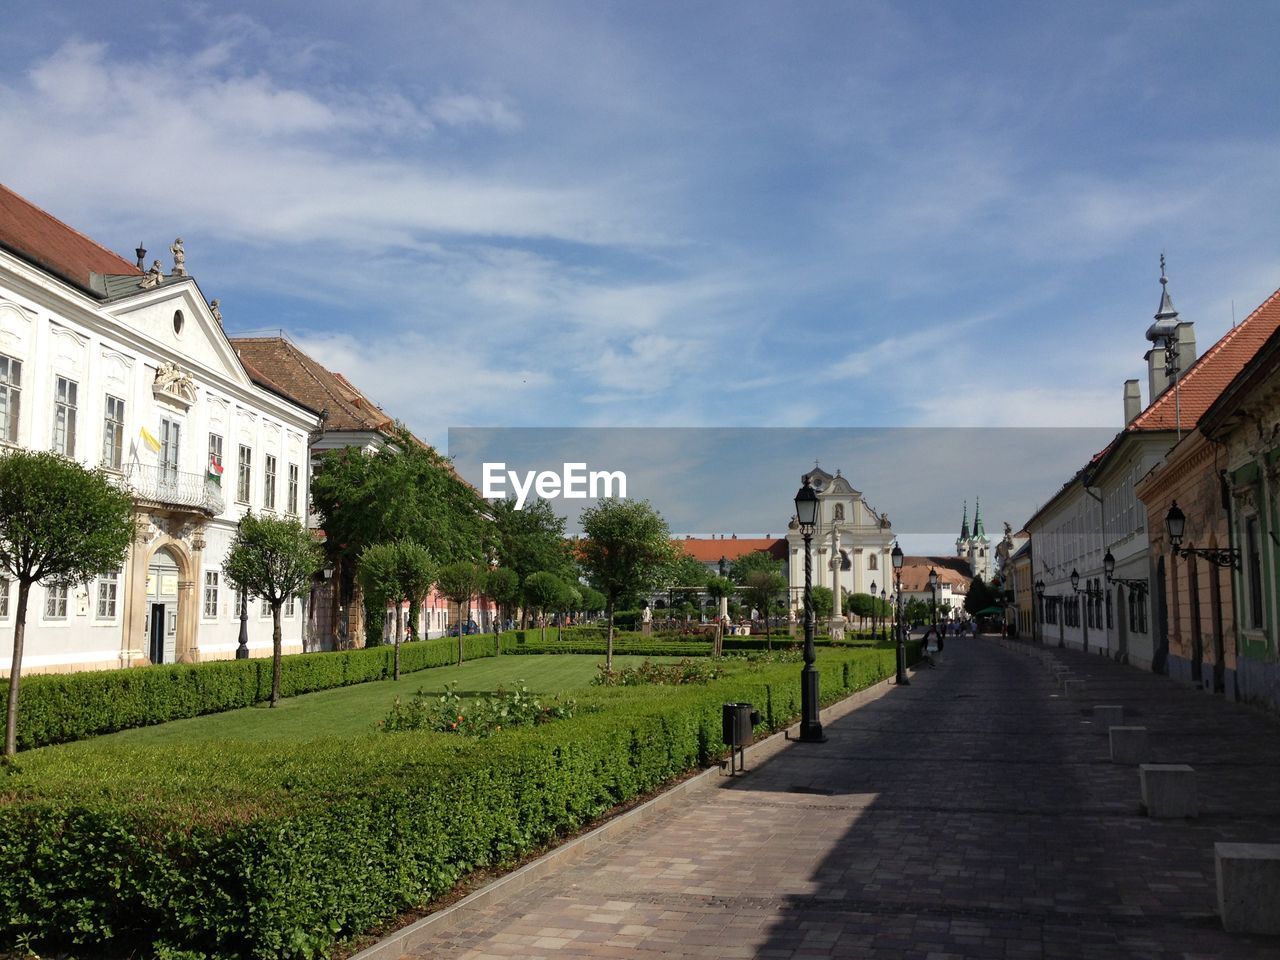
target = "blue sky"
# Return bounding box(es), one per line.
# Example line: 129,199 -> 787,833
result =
2,1 -> 1278,459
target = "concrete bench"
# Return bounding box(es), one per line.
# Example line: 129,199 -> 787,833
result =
1139,764 -> 1197,818
1093,704 -> 1124,729
1109,726 -> 1149,764
1216,843 -> 1280,935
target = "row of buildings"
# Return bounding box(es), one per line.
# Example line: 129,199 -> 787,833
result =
1007,263 -> 1280,711
0,183 -> 489,675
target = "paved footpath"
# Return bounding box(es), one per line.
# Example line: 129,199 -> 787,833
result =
403,640 -> 1280,959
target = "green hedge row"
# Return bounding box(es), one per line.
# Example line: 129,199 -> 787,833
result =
3,635 -> 498,752
0,645 -> 916,960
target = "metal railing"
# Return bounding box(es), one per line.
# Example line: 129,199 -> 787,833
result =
126,463 -> 225,515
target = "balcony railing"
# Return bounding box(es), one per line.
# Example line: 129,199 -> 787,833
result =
126,463 -> 225,515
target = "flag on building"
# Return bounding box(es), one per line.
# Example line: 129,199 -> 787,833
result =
139,426 -> 161,453
208,454 -> 224,484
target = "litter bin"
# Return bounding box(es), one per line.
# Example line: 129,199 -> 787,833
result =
722,702 -> 760,774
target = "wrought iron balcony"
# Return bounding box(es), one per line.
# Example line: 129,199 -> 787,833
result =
126,463 -> 225,516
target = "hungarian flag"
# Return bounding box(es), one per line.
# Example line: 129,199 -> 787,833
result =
208,454 -> 224,484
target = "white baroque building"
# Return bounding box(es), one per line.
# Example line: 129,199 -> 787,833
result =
0,185 -> 321,674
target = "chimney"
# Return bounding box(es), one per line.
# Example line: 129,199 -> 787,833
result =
1124,380 -> 1142,425
1175,320 -> 1196,371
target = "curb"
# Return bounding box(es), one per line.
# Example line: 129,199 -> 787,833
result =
348,667 -> 916,960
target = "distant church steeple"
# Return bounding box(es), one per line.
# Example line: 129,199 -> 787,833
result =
973,497 -> 985,540
959,501 -> 970,541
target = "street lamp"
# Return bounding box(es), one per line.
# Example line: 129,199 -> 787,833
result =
236,588 -> 249,659
1103,548 -> 1148,594
891,541 -> 908,685
880,588 -> 887,642
794,475 -> 824,741
928,566 -> 942,652
869,579 -> 877,642
1164,501 -> 1240,568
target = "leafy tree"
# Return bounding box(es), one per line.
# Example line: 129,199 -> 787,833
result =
487,498 -> 573,626
556,580 -> 582,641
730,551 -> 787,644
523,570 -> 565,642
224,513 -> 323,708
0,451 -> 135,757
311,424 -> 484,646
579,499 -> 677,670
578,585 -> 606,616
810,585 -> 834,620
964,575 -> 996,616
845,592 -> 876,629
396,541 -> 436,646
705,575 -> 734,610
359,541 -> 435,680
485,566 -> 519,631
437,560 -> 485,665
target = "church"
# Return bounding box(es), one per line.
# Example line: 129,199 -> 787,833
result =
956,499 -> 994,582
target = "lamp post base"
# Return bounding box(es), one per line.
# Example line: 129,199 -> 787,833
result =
799,664 -> 825,742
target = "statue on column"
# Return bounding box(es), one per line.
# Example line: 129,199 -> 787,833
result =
170,238 -> 187,277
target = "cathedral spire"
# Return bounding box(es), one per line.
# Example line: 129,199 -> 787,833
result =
959,500 -> 970,541
973,497 -> 986,539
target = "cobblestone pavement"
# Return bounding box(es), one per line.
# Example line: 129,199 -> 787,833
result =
403,640 -> 1280,959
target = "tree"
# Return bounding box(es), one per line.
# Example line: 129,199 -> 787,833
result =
396,541 -> 436,649
0,451 -> 135,757
487,497 -> 573,626
578,585 -> 605,617
704,576 -> 734,656
436,560 -> 485,665
556,580 -> 582,642
359,541 -> 435,680
845,592 -> 876,630
224,513 -> 322,708
578,499 -> 677,670
485,566 -> 519,632
523,570 -> 564,643
811,585 -> 834,620
964,576 -> 996,617
730,551 -> 787,644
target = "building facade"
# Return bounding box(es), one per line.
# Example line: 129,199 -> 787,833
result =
0,186 -> 320,674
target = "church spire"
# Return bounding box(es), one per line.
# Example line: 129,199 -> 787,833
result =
973,496 -> 986,540
959,500 -> 970,541
1155,253 -> 1178,323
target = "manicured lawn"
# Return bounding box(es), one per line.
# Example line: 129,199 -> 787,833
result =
85,654 -> 673,746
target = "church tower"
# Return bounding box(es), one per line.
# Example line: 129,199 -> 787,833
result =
956,501 -> 970,558
970,497 -> 992,581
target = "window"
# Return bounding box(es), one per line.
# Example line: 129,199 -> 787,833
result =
53,376 -> 77,456
285,595 -> 296,617
1128,590 -> 1148,634
1247,515 -> 1264,629
96,571 -> 119,618
264,455 -> 277,511
208,433 -> 224,486
233,586 -> 245,615
204,572 -> 220,618
102,395 -> 125,470
159,418 -> 180,479
237,445 -> 252,503
45,583 -> 68,619
287,463 -> 299,515
261,596 -> 271,618
0,354 -> 20,442
0,578 -> 8,618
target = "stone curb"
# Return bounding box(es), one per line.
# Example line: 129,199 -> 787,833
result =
348,667 -> 916,960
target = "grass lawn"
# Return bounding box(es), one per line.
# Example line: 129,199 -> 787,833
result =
84,654 -> 675,747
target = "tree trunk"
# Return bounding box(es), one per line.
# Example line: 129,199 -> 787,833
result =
394,597 -> 403,681
407,595 -> 419,642
270,603 -> 283,707
3,580 -> 31,758
605,597 -> 615,672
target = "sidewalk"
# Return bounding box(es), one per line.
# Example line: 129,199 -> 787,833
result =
395,639 -> 1280,959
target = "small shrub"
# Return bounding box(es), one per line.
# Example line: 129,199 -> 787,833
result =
592,658 -> 723,687
380,681 -> 576,736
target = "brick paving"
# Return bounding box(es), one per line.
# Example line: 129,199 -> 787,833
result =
401,639 -> 1280,958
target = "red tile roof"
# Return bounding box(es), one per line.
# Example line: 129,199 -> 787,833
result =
677,538 -> 787,564
231,337 -> 396,435
0,182 -> 140,293
1129,287 -> 1280,432
897,556 -> 973,593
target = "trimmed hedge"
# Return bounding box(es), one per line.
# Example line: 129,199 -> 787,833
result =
0,645 -> 917,960
3,635 -> 498,752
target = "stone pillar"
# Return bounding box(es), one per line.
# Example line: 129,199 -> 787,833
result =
119,517 -> 152,667
829,528 -> 845,640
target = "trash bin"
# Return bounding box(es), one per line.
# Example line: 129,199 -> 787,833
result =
722,702 -> 760,747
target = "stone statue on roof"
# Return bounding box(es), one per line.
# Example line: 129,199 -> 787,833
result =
209,299 -> 222,324
170,238 -> 186,277
139,260 -> 164,289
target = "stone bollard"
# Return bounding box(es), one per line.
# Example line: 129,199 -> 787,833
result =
1216,843 -> 1280,935
1139,764 -> 1198,818
1110,726 -> 1149,764
1063,679 -> 1087,699
1093,704 -> 1124,729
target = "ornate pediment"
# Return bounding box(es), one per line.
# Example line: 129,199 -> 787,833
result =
153,361 -> 197,409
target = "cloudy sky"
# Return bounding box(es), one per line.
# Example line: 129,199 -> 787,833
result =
2,2 -> 1278,471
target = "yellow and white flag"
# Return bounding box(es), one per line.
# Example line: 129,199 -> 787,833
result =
139,426 -> 161,453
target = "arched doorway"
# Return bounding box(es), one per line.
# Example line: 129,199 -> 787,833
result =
147,547 -> 181,664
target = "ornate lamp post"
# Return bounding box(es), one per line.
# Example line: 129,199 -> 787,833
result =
891,542 -> 908,685
794,475 -> 824,742
928,567 -> 941,652
1165,501 -> 1240,568
880,588 -> 888,642
1035,578 -> 1045,645
869,579 -> 877,641
235,588 -> 249,659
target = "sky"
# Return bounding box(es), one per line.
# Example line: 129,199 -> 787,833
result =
1,1 -> 1278,546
